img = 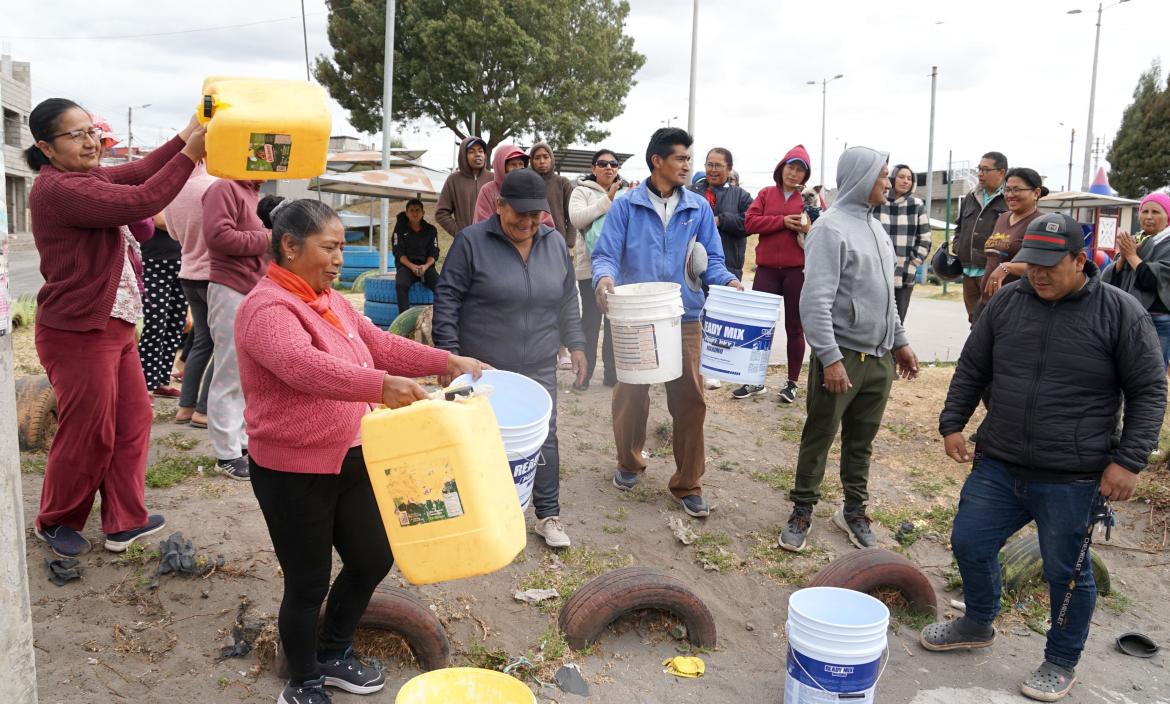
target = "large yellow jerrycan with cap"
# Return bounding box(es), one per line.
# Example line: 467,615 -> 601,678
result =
361,395 -> 526,585
197,76 -> 331,180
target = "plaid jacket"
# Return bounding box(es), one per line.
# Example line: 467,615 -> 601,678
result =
875,194 -> 932,288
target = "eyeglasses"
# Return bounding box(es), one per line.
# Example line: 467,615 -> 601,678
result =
976,166 -> 1004,173
594,160 -> 619,168
1003,186 -> 1038,195
704,162 -> 727,170
50,127 -> 104,144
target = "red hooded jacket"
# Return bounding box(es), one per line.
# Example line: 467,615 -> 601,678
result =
746,144 -> 812,269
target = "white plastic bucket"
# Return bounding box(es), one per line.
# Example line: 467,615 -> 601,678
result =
699,287 -> 782,385
606,283 -> 685,385
785,587 -> 889,704
451,370 -> 551,510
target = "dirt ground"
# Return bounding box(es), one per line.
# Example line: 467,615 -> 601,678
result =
12,316 -> 1170,704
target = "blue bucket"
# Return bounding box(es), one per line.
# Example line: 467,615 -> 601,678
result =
452,370 -> 551,510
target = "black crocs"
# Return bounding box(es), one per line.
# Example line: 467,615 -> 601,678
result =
1020,661 -> 1077,702
919,617 -> 995,651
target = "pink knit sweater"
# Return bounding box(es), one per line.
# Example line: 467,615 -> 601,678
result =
235,278 -> 450,474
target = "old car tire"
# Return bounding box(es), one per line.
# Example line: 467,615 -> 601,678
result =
806,548 -> 938,617
558,566 -> 717,650
275,584 -> 449,678
1000,532 -> 1111,596
15,375 -> 57,452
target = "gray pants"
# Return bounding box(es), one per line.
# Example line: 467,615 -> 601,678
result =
207,283 -> 249,461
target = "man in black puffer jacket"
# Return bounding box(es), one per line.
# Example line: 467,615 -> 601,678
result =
922,213 -> 1166,703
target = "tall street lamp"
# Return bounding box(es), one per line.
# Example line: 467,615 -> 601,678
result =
1068,0 -> 1132,190
127,103 -> 151,156
807,74 -> 844,189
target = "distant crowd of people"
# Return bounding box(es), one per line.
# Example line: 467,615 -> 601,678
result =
22,90 -> 1170,703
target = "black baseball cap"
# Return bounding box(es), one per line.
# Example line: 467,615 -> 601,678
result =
1015,213 -> 1084,267
498,169 -> 550,214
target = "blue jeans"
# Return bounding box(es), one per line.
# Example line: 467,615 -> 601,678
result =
951,455 -> 1100,669
1151,314 -> 1170,370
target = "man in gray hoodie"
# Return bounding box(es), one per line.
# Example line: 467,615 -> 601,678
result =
779,146 -> 920,553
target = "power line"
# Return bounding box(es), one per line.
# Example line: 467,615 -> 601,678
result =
0,13 -> 324,41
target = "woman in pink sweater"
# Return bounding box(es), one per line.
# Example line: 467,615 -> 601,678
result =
235,196 -> 485,703
26,98 -> 205,559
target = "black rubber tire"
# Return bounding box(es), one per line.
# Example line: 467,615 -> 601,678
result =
558,566 -> 717,650
274,584 -> 450,678
1000,532 -> 1111,596
364,300 -> 397,327
364,274 -> 398,304
15,375 -> 57,452
806,548 -> 938,617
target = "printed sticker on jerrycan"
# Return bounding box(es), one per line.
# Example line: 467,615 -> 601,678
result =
390,475 -> 465,527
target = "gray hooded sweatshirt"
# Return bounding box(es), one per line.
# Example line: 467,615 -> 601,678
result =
799,146 -> 908,366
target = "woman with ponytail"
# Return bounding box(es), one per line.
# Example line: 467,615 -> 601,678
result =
236,197 -> 486,703
26,98 -> 206,559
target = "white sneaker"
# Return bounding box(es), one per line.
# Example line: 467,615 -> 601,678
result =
703,376 -> 722,389
535,516 -> 571,548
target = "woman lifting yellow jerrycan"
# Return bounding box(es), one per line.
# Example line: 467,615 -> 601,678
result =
197,76 -> 331,180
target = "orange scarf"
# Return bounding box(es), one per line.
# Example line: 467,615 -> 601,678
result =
267,263 -> 347,335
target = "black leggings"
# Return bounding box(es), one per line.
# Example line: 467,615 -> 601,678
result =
250,447 -> 394,684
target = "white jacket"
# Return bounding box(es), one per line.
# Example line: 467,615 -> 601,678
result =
568,177 -> 614,281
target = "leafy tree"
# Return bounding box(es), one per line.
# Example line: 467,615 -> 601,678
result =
1108,61 -> 1170,198
315,0 -> 646,151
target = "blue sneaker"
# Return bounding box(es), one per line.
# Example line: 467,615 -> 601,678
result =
678,495 -> 710,518
612,469 -> 640,491
36,524 -> 91,558
103,514 -> 166,553
319,647 -> 384,694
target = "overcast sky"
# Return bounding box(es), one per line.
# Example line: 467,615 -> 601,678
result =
3,0 -> 1169,197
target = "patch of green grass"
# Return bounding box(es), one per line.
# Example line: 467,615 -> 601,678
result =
653,420 -> 672,442
602,524 -> 625,534
605,507 -> 628,522
776,416 -> 803,443
749,533 -> 829,585
693,531 -> 738,572
1002,587 -> 1050,635
518,544 -> 633,614
538,624 -> 569,661
883,422 -> 914,439
21,455 -> 47,474
1101,591 -> 1133,615
157,432 -> 198,451
465,640 -> 510,670
717,460 -> 738,472
618,485 -> 660,504
755,436 -> 765,448
709,445 -> 723,457
750,465 -> 793,492
116,542 -> 161,566
575,441 -> 593,452
146,454 -> 215,488
9,294 -> 37,330
650,444 -> 673,458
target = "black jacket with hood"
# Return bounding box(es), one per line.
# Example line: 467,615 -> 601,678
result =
435,136 -> 493,236
953,185 -> 1007,269
391,212 -> 440,266
939,262 -> 1166,480
687,179 -> 753,277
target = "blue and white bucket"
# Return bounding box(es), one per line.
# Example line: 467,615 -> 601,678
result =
699,287 -> 782,386
784,586 -> 890,703
452,370 -> 551,511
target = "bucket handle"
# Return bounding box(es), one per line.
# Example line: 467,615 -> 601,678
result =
786,643 -> 889,695
699,311 -> 776,349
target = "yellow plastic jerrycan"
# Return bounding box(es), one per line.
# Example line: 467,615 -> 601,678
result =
197,76 -> 331,180
361,395 -> 526,585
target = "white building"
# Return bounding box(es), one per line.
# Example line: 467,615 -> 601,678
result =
1,54 -> 34,233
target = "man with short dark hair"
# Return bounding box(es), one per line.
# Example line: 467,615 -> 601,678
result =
435,136 -> 492,236
392,198 -> 440,315
924,213 -> 1166,702
953,151 -> 1008,323
592,128 -> 742,518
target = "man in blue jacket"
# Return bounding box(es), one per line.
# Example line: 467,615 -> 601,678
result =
592,127 -> 742,518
